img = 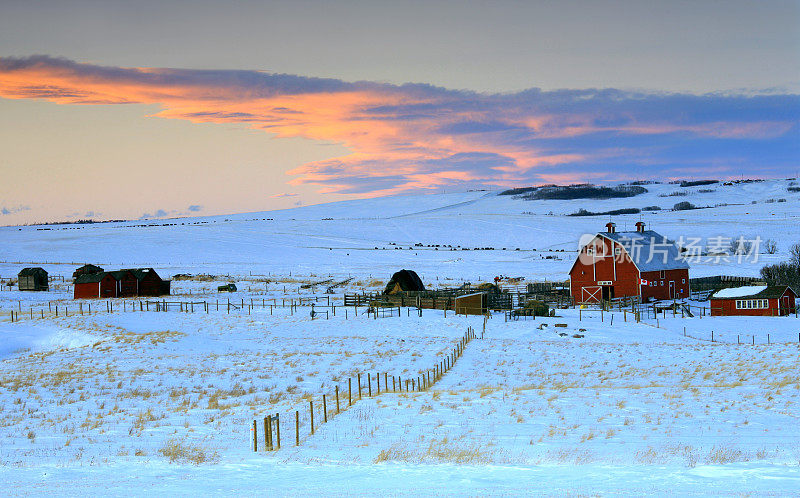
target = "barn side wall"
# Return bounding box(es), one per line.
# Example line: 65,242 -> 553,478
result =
570,236 -> 641,303
640,269 -> 690,301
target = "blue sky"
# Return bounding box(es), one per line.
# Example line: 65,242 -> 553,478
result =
0,1 -> 798,223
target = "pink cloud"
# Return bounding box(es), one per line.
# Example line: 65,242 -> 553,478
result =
1,55 -> 797,195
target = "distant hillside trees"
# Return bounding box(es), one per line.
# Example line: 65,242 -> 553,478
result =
503,184 -> 647,200
568,208 -> 640,217
673,201 -> 697,211
680,180 -> 719,187
760,243 -> 800,287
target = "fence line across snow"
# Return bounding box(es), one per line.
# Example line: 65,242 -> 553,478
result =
250,326 -> 478,453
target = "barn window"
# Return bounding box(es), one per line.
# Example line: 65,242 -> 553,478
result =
736,300 -> 742,309
660,270 -> 665,279
614,247 -> 622,256
587,247 -> 594,255
682,278 -> 686,284
660,281 -> 663,286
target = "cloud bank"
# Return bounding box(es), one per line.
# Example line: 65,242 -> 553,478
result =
1,55 -> 797,196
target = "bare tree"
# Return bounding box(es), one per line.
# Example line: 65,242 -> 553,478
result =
764,239 -> 778,254
790,243 -> 800,268
730,236 -> 753,255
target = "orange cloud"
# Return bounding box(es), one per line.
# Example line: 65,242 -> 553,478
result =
1,55 -> 797,195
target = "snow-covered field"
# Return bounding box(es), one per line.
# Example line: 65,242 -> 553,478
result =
2,179 -> 800,495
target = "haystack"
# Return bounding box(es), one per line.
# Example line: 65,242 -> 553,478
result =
383,269 -> 425,295
476,282 -> 500,293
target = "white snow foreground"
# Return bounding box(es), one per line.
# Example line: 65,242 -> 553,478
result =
1,300 -> 799,495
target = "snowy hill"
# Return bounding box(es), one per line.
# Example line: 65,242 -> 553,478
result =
2,178 -> 799,282
2,178 -> 800,495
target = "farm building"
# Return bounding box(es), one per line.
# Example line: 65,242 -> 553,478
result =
569,222 -> 690,304
74,271 -> 118,299
710,285 -> 797,316
127,268 -> 169,296
73,264 -> 104,281
454,292 -> 487,315
18,267 -> 48,291
73,267 -> 169,299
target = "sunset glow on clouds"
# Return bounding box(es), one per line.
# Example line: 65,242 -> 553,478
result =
1,55 -> 798,198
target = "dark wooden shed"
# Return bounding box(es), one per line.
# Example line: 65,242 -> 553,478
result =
18,267 -> 48,291
127,268 -> 165,297
73,264 -> 104,281
111,270 -> 138,297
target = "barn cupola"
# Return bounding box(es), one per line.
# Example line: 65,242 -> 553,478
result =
635,221 -> 646,233
605,222 -> 616,233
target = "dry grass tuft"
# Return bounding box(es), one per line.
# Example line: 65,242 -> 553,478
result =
158,438 -> 219,465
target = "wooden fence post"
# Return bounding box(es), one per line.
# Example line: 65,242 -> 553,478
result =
368,374 -> 372,396
358,373 -> 362,399
310,400 -> 314,434
349,378 -> 352,406
295,411 -> 300,446
275,414 -> 281,449
265,416 -> 272,451
323,394 -> 328,423
253,420 -> 258,452
336,386 -> 340,414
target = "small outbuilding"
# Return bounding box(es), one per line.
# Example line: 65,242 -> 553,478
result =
455,292 -> 487,315
73,264 -> 104,281
18,267 -> 49,291
710,285 -> 797,316
74,272 -> 118,298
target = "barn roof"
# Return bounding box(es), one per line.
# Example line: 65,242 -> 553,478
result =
110,270 -> 134,280
711,285 -> 795,300
75,272 -> 110,284
122,268 -> 160,281
18,267 -> 47,276
600,230 -> 689,272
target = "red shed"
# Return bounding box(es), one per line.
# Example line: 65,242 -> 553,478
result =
710,285 -> 796,316
129,268 -> 164,297
74,272 -> 118,299
72,267 -> 169,299
569,222 -> 690,304
111,270 -> 138,297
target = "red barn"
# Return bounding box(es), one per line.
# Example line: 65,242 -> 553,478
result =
710,285 -> 796,316
569,222 -> 690,304
74,272 -> 118,299
72,267 -> 169,299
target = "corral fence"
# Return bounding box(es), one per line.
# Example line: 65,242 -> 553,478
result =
251,327 -> 477,452
680,326 -> 800,345
344,287 -> 518,313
